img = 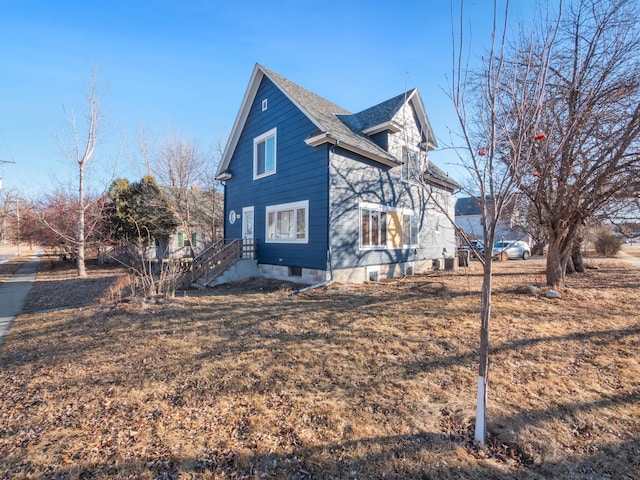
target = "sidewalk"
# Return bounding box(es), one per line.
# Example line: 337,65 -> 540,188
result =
0,252 -> 42,350
619,245 -> 640,270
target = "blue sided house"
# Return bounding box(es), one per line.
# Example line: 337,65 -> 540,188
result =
215,64 -> 460,284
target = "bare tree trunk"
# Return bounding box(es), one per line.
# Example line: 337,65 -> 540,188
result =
546,235 -> 566,287
77,163 -> 87,277
570,238 -> 585,273
475,258 -> 492,443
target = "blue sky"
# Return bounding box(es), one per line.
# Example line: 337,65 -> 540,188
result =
0,0 -> 535,197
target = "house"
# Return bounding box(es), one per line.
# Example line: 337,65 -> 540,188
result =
455,195 -> 531,246
149,187 -> 224,260
215,64 -> 460,284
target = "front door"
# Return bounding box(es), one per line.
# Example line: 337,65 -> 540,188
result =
242,206 -> 254,258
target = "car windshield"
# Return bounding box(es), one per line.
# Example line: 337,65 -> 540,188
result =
493,242 -> 512,249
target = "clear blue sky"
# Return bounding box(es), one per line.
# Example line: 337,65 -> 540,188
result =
0,0 -> 536,198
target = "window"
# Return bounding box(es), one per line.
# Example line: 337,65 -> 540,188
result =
253,128 -> 277,179
360,204 -> 417,249
289,266 -> 302,277
401,147 -> 421,183
177,232 -> 184,248
261,98 -> 268,111
266,200 -> 309,243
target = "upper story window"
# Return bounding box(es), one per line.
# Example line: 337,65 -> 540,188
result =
253,128 -> 277,179
401,147 -> 421,183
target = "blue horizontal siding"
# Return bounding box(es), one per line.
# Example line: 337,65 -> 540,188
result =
224,77 -> 329,270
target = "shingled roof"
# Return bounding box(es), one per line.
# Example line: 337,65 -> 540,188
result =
217,64 -> 442,178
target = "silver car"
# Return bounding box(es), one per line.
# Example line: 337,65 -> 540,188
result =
492,240 -> 531,260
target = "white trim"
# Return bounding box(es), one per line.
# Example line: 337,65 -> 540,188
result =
359,202 -> 414,216
366,265 -> 380,282
242,206 -> 254,239
261,98 -> 268,111
253,127 -> 277,180
217,64 -> 264,179
362,120 -> 402,135
265,200 -> 309,244
406,89 -> 438,150
359,202 -> 418,250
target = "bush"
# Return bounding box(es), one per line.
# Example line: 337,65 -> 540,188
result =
594,230 -> 624,257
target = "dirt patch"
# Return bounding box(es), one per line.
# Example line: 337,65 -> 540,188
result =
0,256 -> 639,479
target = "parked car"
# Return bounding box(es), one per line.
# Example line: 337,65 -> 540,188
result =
492,240 -> 531,260
459,240 -> 485,259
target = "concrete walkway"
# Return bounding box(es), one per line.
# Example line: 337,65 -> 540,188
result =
619,245 -> 640,270
0,253 -> 42,350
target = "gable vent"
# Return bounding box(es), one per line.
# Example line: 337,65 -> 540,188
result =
262,98 -> 268,111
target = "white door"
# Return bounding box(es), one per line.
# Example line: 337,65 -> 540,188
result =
242,206 -> 254,258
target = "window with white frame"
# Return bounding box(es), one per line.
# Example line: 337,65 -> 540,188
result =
266,200 -> 309,243
401,147 -> 421,183
360,203 -> 417,249
253,128 -> 277,179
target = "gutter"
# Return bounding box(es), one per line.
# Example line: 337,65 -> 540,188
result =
305,132 -> 399,167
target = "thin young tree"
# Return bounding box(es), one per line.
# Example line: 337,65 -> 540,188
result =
56,67 -> 105,277
448,0 -> 556,444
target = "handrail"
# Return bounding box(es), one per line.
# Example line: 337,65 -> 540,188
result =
188,238 -> 256,286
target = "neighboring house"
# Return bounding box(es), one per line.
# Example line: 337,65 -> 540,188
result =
455,195 -> 531,245
151,188 -> 224,260
215,64 -> 460,284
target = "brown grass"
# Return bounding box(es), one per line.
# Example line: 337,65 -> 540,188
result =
0,256 -> 639,479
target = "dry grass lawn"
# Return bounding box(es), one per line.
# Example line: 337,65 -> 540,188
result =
0,255 -> 638,479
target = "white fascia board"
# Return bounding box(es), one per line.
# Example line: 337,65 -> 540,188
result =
260,69 -> 326,132
409,89 -> 438,150
306,132 -> 397,167
361,120 -> 402,136
216,171 -> 232,181
304,132 -> 335,147
217,64 -> 264,177
218,64 -> 329,177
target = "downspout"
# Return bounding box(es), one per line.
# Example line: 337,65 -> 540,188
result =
222,181 -> 227,240
293,143 -> 336,295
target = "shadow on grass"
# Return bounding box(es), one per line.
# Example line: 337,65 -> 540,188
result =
9,430 -> 639,479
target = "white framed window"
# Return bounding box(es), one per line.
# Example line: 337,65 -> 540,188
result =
261,98 -> 268,111
401,147 -> 421,183
253,128 -> 277,179
360,203 -> 417,249
266,200 -> 309,243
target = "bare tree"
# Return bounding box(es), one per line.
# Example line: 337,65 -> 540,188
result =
448,0 -> 556,444
499,0 -> 640,286
32,189 -> 110,258
140,130 -> 224,251
56,67 -> 106,277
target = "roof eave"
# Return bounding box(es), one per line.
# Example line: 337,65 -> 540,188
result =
361,120 -> 402,136
422,173 -> 460,192
305,133 -> 399,167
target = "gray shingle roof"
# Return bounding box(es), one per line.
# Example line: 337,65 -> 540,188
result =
344,91 -> 410,132
260,65 -> 399,164
218,64 -> 454,190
